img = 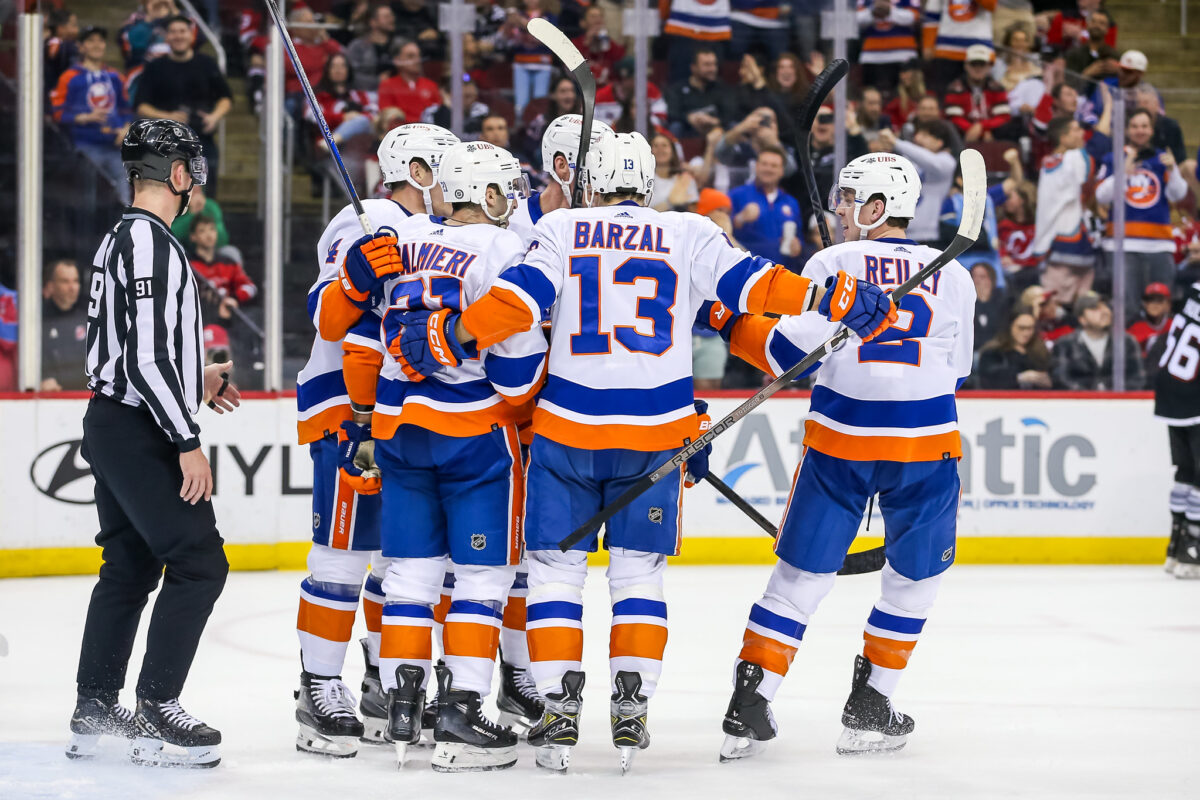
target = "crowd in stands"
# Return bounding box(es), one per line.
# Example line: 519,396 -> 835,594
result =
16,0 -> 1200,394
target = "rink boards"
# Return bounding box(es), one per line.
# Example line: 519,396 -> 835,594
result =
0,391 -> 1172,577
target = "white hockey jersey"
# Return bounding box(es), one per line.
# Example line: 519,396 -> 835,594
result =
458,201 -> 816,452
296,198 -> 415,444
367,217 -> 548,440
505,190 -> 552,250
731,237 -> 976,462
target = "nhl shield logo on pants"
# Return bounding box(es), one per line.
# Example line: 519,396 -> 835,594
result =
471,533 -> 487,550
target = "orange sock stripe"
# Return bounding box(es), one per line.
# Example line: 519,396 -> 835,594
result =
527,627 -> 584,663
433,594 -> 452,626
738,629 -> 798,676
863,632 -> 917,670
297,598 -> 356,642
380,623 -> 433,661
361,597 -> 382,634
609,623 -> 668,660
502,596 -> 527,632
443,621 -> 501,660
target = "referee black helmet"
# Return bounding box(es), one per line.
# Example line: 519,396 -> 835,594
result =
122,119 -> 208,186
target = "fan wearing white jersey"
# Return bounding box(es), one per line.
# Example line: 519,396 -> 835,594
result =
713,153 -> 975,762
346,141 -> 548,771
387,131 -> 898,773
293,123 -> 459,757
506,114 -> 614,248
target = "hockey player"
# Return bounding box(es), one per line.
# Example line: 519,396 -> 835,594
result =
294,123 -> 459,757
1153,282 -> 1200,578
713,153 -> 975,760
348,140 -> 548,771
386,130 -> 898,772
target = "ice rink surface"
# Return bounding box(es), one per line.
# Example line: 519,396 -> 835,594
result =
1,564 -> 1195,800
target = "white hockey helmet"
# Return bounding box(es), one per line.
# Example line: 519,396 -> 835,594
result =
377,123 -> 461,212
540,114 -> 614,205
438,141 -> 530,224
831,153 -> 921,238
582,130 -> 655,207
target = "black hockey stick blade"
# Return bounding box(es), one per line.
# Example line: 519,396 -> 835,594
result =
527,18 -> 597,209
839,546 -> 887,575
794,58 -> 848,249
556,148 -> 987,553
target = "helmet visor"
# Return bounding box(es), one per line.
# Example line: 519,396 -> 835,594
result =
828,184 -> 855,214
188,155 -> 209,186
507,173 -> 531,201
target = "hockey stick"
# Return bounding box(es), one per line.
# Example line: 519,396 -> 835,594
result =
527,17 -> 596,210
794,58 -> 849,249
703,473 -> 884,575
557,148 -> 988,552
262,0 -> 372,236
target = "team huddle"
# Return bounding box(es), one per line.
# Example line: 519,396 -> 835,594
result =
289,115 -> 975,772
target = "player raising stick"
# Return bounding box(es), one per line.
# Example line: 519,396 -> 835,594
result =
387,130 -> 898,773
294,123 -> 459,757
714,153 -> 975,761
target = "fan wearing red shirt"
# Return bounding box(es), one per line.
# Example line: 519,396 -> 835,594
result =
188,216 -> 258,318
1046,0 -> 1118,52
284,7 -> 343,96
571,5 -> 625,85
1128,282 -> 1173,356
378,39 -> 439,124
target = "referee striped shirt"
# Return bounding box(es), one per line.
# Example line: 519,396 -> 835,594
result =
85,208 -> 205,451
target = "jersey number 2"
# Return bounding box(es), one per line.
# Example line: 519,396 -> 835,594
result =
570,255 -> 677,356
857,294 -> 933,366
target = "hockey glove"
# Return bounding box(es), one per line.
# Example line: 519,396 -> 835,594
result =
818,270 -> 898,342
337,420 -> 381,495
388,308 -> 470,382
684,400 -> 713,488
695,300 -> 740,343
339,233 -> 402,306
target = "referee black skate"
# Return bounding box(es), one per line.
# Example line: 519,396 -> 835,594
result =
67,119 -> 242,768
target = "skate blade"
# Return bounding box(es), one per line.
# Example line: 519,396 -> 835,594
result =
497,710 -> 535,736
1174,562 -> 1200,579
129,737 -> 220,768
360,716 -> 389,744
618,746 -> 637,775
534,745 -> 571,772
719,734 -> 768,762
65,733 -> 101,760
393,740 -> 410,768
295,726 -> 359,758
1164,557 -> 1178,573
835,727 -> 908,755
430,742 -> 517,772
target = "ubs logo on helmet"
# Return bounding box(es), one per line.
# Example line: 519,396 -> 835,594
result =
1126,168 -> 1161,210
30,439 -> 95,505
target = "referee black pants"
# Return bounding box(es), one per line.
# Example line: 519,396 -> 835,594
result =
76,395 -> 229,702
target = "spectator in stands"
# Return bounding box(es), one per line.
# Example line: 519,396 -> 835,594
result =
423,76 -> 489,139
1133,85 -> 1188,165
977,306 -> 1054,389
500,0 -> 558,116
378,39 -> 440,125
883,58 -> 926,133
856,0 -> 920,94
1045,0 -> 1118,53
172,184 -> 241,264
595,56 -> 668,132
648,132 -> 700,212
970,262 -> 1005,351
878,122 -> 955,244
119,0 -> 179,70
188,216 -> 258,324
40,259 -> 88,391
731,52 -> 788,135
309,52 -> 379,154
44,9 -> 80,94
923,0 -> 995,93
730,145 -> 803,269
0,282 -> 15,391
998,178 -> 1041,293
942,169 -> 1000,276
393,0 -> 443,59
1034,116 -> 1096,305
346,3 -> 395,91
479,114 -> 512,149
1128,282 -> 1173,358
470,0 -> 509,63
1178,236 -> 1200,294
698,187 -> 738,246
691,191 -> 736,392
855,87 -> 890,148
1032,82 -> 1099,142
666,47 -> 734,138
993,23 -> 1039,92
1051,292 -> 1145,390
572,4 -> 624,85
944,45 -> 1018,143
1112,50 -> 1153,106
797,104 -> 868,220
51,26 -> 133,203
1064,9 -> 1118,86
899,96 -> 951,144
686,125 -> 727,190
135,14 -> 232,195
729,0 -> 790,62
1095,109 -> 1188,318
1021,285 -> 1077,346
521,75 -> 579,165
717,106 -> 797,190
282,7 -> 343,115
662,0 -> 732,84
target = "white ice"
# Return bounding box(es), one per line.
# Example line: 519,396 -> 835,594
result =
0,565 -> 1196,800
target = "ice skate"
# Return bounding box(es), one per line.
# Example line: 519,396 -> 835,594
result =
358,639 -> 388,744
836,655 -> 914,755
610,671 -> 649,775
1165,512 -> 1185,573
528,670 -> 585,773
430,665 -> 517,772
295,671 -> 364,758
496,660 -> 543,736
129,698 -> 221,768
720,661 -> 777,763
1174,522 -> 1200,579
386,664 -> 426,767
65,695 -> 138,760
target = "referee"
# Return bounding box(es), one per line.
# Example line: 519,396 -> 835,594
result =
67,119 -> 241,769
